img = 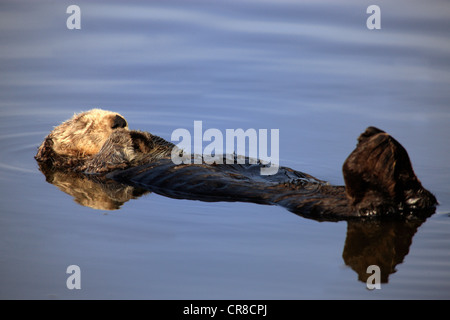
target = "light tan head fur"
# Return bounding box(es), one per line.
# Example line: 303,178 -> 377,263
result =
44,109 -> 128,158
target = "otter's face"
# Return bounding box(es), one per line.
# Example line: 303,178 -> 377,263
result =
50,109 -> 128,158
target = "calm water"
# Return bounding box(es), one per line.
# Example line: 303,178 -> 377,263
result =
1,0 -> 450,299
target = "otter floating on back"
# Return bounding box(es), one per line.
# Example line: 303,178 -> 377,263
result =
35,109 -> 437,220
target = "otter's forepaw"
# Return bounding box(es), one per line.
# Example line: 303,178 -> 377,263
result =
83,130 -> 136,174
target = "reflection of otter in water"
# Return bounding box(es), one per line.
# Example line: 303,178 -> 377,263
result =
343,218 -> 428,284
35,108 -> 437,219
39,167 -> 150,210
37,161 -> 431,284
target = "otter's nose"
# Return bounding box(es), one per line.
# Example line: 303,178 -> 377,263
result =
112,115 -> 128,129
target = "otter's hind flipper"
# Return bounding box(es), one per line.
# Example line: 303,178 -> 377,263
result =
342,127 -> 437,216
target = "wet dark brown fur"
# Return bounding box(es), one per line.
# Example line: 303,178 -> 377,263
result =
35,109 -> 437,219
342,126 -> 437,216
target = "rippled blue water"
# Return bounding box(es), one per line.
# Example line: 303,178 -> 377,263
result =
1,0 -> 449,299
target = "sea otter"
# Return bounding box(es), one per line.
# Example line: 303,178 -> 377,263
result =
35,109 -> 437,220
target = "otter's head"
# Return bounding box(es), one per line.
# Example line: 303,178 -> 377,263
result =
342,127 -> 437,216
36,109 -> 128,163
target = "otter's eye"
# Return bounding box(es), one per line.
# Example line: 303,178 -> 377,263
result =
111,115 -> 127,129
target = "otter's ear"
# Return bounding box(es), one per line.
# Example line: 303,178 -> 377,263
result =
342,127 -> 434,214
